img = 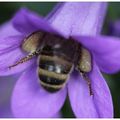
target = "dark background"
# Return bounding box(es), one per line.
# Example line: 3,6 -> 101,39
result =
0,2 -> 120,118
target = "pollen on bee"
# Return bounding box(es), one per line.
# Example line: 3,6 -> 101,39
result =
21,31 -> 45,53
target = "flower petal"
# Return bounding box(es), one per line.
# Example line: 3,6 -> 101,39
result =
0,35 -> 23,55
68,71 -> 98,118
52,112 -> 62,118
73,35 -> 120,74
12,3 -> 107,39
48,2 -> 107,38
0,22 -> 21,39
12,8 -> 56,36
0,35 -> 35,75
11,65 -> 67,118
89,61 -> 113,118
68,61 -> 113,118
0,74 -> 20,118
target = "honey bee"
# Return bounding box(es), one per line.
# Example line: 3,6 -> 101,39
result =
9,31 -> 93,95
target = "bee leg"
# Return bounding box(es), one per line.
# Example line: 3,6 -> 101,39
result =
9,50 -> 40,69
77,46 -> 93,96
81,72 -> 93,96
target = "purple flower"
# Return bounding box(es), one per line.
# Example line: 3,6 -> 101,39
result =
0,2 -> 120,118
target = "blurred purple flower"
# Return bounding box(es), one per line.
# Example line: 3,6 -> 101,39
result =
108,20 -> 120,37
0,2 -> 120,118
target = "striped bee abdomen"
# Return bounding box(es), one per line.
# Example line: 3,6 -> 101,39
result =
38,45 -> 73,92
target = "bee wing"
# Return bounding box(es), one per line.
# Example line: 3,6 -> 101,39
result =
78,47 -> 92,73
22,31 -> 45,53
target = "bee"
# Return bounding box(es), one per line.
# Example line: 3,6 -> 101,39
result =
9,31 -> 93,95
